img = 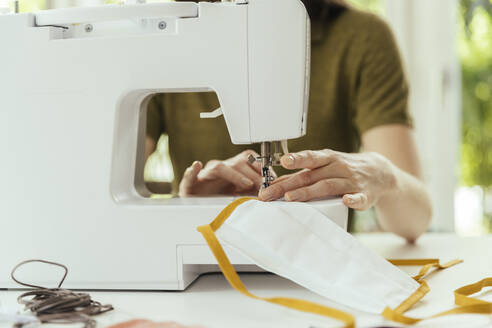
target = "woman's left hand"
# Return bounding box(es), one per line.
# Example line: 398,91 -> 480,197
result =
258,149 -> 397,210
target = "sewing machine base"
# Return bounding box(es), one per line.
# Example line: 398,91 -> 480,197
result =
1,197 -> 346,291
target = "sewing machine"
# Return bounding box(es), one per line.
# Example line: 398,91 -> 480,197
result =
0,0 -> 348,290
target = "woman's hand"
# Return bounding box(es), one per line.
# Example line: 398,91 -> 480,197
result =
179,150 -> 264,196
258,149 -> 397,210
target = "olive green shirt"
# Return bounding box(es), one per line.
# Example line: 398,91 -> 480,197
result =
147,8 -> 412,191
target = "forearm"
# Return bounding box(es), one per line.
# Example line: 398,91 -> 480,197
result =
375,163 -> 432,243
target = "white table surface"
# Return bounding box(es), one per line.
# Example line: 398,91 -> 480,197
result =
1,233 -> 491,328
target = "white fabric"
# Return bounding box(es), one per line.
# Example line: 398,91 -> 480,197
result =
216,200 -> 420,314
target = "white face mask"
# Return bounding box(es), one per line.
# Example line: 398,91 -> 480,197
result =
212,198 -> 420,314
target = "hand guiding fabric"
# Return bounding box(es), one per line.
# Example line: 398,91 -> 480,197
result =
258,149 -> 396,211
179,150 -> 264,196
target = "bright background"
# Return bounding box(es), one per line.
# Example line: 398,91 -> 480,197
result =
7,0 -> 492,235
347,0 -> 492,236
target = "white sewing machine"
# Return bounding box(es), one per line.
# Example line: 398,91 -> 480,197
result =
0,0 -> 347,290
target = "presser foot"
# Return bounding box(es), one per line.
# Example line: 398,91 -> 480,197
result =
248,154 -> 273,188
261,166 -> 275,189
248,141 -> 286,189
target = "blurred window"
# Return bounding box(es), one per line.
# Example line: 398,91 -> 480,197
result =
457,0 -> 492,234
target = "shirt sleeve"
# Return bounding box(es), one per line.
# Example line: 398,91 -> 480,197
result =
146,94 -> 166,142
353,16 -> 413,135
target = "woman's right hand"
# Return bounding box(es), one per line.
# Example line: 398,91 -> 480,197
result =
179,150 -> 264,196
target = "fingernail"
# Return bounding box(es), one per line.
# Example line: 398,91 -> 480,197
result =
346,196 -> 355,205
259,188 -> 274,201
241,177 -> 254,187
284,155 -> 295,167
285,192 -> 299,202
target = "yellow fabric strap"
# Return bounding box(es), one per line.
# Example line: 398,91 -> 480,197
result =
388,258 -> 464,282
197,197 -> 355,328
382,259 -> 463,315
455,277 -> 492,306
382,259 -> 492,324
381,262 -> 492,323
197,197 -> 491,327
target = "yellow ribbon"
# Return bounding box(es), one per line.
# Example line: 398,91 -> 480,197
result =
382,276 -> 492,324
455,277 -> 492,306
197,197 -> 355,328
197,197 -> 491,327
387,258 -> 464,282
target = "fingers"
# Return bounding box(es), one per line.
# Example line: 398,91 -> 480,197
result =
284,178 -> 356,202
230,150 -> 263,189
205,150 -> 262,191
201,161 -> 254,191
343,193 -> 370,210
179,150 -> 262,196
239,150 -> 262,173
280,149 -> 336,170
271,170 -> 308,185
259,165 -> 345,201
234,164 -> 262,190
179,161 -> 203,196
259,169 -> 312,201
